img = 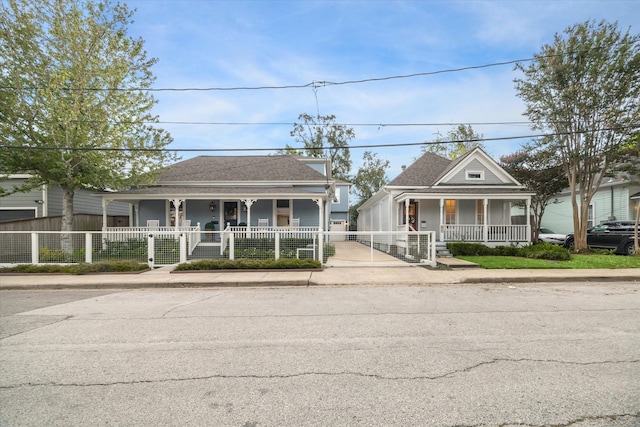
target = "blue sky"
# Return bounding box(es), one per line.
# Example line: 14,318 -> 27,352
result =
126,0 -> 639,178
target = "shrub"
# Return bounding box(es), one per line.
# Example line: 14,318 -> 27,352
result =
174,258 -> 321,271
0,260 -> 148,275
448,242 -> 497,256
448,241 -> 571,261
494,245 -> 520,257
520,242 -> 571,261
39,247 -> 80,263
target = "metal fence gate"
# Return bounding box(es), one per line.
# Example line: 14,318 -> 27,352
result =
322,231 -> 436,267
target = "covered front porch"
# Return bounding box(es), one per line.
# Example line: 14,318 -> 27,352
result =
394,193 -> 532,245
99,189 -> 329,258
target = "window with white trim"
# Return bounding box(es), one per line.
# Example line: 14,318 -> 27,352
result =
466,171 -> 484,180
476,200 -> 485,224
332,187 -> 340,204
445,199 -> 456,224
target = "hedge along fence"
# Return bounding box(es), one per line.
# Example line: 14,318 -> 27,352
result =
448,242 -> 571,261
229,237 -> 334,262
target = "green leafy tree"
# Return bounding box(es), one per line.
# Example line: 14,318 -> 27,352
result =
284,113 -> 354,181
422,124 -> 484,160
514,20 -> 640,252
0,0 -> 176,252
350,151 -> 390,225
500,141 -> 568,242
613,132 -> 640,254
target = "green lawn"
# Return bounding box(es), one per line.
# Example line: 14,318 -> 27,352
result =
457,254 -> 640,269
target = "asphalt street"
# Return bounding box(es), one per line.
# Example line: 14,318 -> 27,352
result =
1,283 -> 639,427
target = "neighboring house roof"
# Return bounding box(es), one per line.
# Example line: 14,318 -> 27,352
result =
387,148 -> 523,188
630,191 -> 640,199
156,155 -> 330,184
387,153 -> 452,187
359,148 -> 531,211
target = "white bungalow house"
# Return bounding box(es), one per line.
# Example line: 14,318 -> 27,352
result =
100,155 -> 350,257
357,148 -> 533,248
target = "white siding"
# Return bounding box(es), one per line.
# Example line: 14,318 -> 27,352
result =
445,159 -> 503,185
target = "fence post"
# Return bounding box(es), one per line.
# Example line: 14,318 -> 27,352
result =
275,232 -> 280,260
179,233 -> 187,263
85,233 -> 92,263
31,232 -> 39,264
147,234 -> 155,269
370,232 -> 374,262
229,233 -> 235,260
431,231 -> 437,266
318,230 -> 323,264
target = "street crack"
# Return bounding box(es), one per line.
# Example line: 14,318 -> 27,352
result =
1,357 -> 638,389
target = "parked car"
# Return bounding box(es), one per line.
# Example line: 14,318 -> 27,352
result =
563,221 -> 638,255
538,228 -> 567,245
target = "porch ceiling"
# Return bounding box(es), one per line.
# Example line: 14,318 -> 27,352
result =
394,187 -> 534,201
103,185 -> 326,200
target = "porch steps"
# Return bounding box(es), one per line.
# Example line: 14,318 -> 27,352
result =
189,245 -> 223,260
435,242 -> 480,269
435,241 -> 452,257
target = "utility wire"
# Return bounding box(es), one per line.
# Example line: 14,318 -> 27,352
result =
0,56 -> 540,93
65,120 -> 536,127
1,126 -> 633,153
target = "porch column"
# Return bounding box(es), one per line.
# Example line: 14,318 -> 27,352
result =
171,199 -> 184,231
439,198 -> 444,241
242,199 -> 256,235
483,198 -> 489,242
314,198 -> 324,231
404,199 -> 410,232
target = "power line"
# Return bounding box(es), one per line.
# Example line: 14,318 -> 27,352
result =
47,120 -> 536,127
1,126 -> 632,153
0,56 -> 540,93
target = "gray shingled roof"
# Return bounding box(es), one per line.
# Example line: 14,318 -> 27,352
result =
114,185 -> 320,197
157,155 -> 329,183
387,152 -> 452,186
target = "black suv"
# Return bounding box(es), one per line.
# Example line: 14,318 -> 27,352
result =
564,221 -> 638,255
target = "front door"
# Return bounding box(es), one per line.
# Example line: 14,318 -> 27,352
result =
224,202 -> 238,226
408,201 -> 418,230
276,199 -> 290,226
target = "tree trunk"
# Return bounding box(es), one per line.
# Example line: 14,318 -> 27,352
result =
635,202 -> 639,255
61,185 -> 75,255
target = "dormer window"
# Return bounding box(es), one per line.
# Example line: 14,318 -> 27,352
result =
466,171 -> 484,181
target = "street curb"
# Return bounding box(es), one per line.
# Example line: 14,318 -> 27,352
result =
460,276 -> 640,284
2,275 -> 638,290
0,280 -> 312,291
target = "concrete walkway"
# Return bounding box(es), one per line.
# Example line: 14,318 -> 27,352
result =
0,264 -> 638,290
324,241 -> 408,267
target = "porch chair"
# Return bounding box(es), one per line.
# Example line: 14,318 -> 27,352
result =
181,219 -> 191,227
290,218 -> 300,228
146,219 -> 159,228
258,218 -> 268,227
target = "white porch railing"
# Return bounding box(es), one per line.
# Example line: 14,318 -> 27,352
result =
440,224 -> 528,242
228,225 -> 319,239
